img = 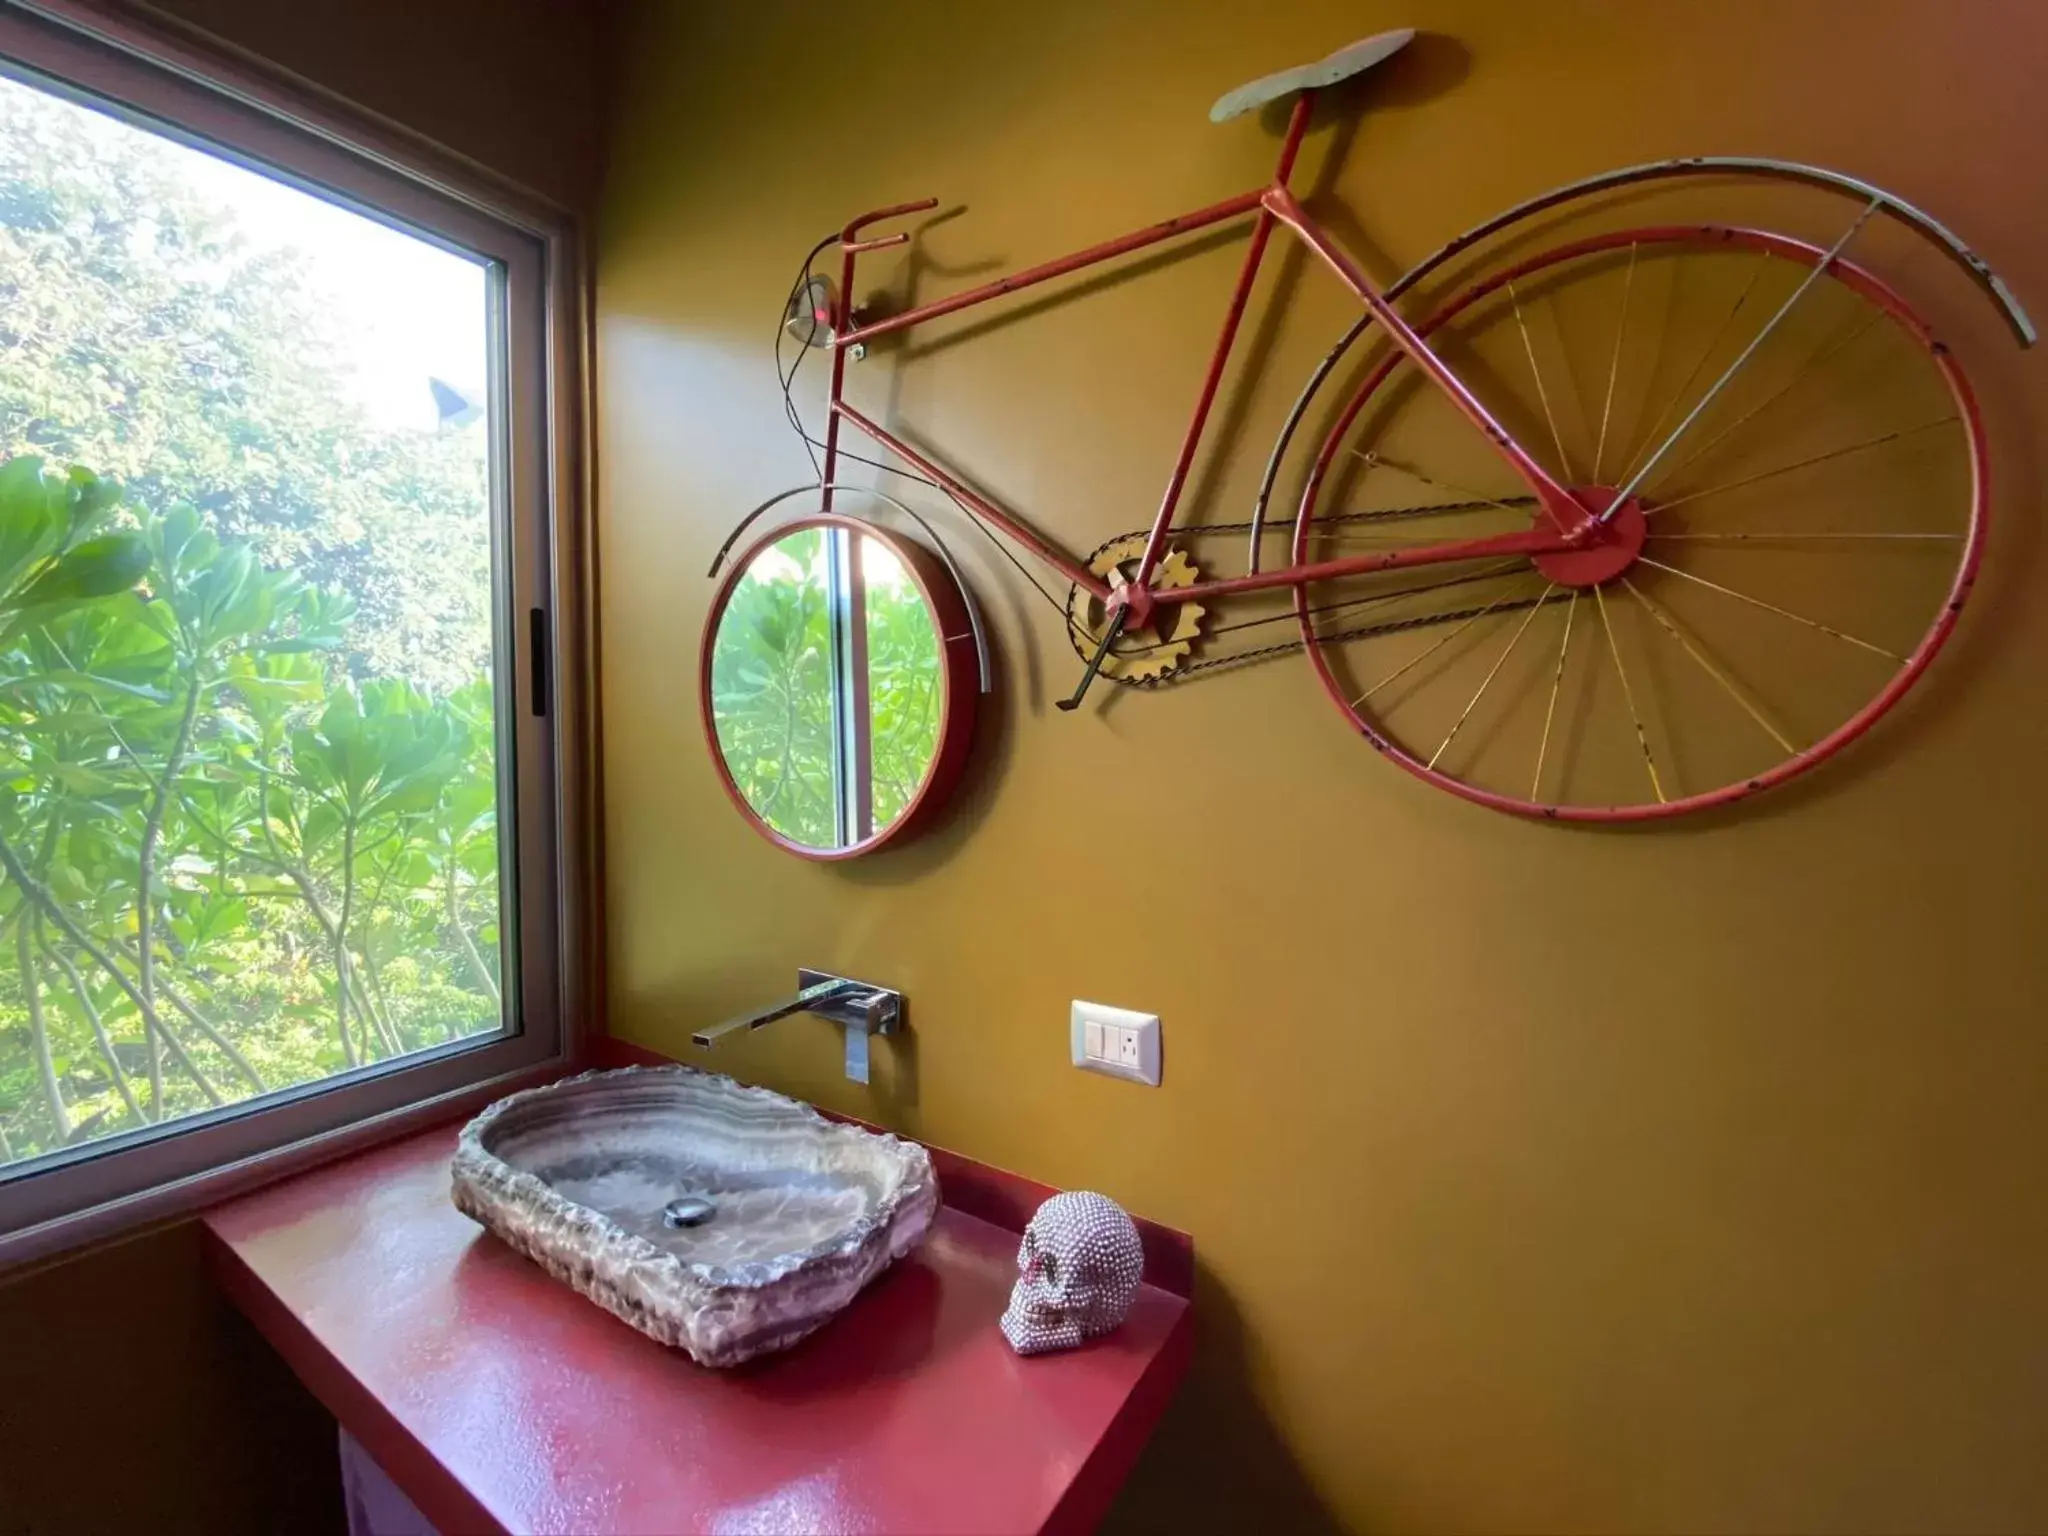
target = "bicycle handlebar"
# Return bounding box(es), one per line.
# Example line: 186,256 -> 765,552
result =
841,198 -> 940,254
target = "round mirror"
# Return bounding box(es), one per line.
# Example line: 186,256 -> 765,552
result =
701,515 -> 981,858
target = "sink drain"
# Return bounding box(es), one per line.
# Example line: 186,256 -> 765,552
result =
662,1195 -> 716,1230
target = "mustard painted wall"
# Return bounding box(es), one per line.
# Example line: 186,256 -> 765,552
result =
596,3 -> 2048,1530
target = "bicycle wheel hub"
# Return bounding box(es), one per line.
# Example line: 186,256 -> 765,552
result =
1532,486 -> 1645,589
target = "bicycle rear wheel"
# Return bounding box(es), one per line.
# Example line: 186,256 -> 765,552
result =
1293,224 -> 1987,820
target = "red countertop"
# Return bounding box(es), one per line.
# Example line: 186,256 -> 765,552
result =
201,1117 -> 1192,1536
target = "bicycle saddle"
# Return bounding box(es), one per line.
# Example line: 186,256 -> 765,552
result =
1208,28 -> 1415,123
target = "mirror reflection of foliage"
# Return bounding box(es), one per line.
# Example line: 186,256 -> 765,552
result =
864,548 -> 941,828
0,457 -> 502,1165
709,529 -> 949,851
709,528 -> 837,848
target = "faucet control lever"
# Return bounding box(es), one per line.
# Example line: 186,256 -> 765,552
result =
798,968 -> 900,1035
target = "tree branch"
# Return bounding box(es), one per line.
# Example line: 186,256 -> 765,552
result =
151,969 -> 266,1096
447,856 -> 502,1010
39,924 -> 147,1124
150,1008 -> 224,1108
335,812 -> 364,1063
181,782 -> 396,1057
0,823 -> 218,1107
136,671 -> 203,1112
351,837 -> 409,1053
359,949 -> 406,1053
258,759 -> 357,1067
18,913 -> 69,1144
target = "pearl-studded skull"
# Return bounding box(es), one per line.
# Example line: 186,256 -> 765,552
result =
999,1191 -> 1145,1355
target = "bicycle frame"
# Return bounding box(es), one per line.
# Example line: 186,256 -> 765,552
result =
815,90 -> 1596,619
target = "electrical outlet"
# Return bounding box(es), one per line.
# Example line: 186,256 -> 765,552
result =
1070,1001 -> 1161,1086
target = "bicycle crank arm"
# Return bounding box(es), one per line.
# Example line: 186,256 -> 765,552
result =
1057,609 -> 1129,713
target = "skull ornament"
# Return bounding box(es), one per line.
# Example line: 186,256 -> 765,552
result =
999,1190 -> 1145,1355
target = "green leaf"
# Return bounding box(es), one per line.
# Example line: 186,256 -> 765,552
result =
0,456 -> 65,598
63,466 -> 121,541
48,761 -> 122,794
48,864 -> 93,904
10,533 -> 151,608
319,687 -> 362,745
22,669 -> 172,704
371,774 -> 443,818
158,504 -> 202,574
240,636 -> 340,654
185,896 -> 248,949
301,799 -> 342,851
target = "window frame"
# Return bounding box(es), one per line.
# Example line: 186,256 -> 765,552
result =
0,0 -> 594,1265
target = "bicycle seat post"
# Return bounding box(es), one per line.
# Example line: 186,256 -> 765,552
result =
1272,89 -> 1316,190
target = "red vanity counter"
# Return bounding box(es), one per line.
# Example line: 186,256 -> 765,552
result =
202,1113 -> 1192,1535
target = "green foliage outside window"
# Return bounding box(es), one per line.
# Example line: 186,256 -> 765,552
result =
0,457 -> 502,1165
0,78 -> 500,1166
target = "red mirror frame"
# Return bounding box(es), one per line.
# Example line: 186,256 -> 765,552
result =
699,514 -> 982,860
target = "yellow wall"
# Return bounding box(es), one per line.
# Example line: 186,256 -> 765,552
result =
598,3 -> 2048,1531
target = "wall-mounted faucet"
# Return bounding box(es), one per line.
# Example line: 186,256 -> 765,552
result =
691,969 -> 903,1084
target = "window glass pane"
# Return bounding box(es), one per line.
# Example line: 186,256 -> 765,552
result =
0,67 -> 505,1173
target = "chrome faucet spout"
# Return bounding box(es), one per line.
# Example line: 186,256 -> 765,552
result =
689,970 -> 904,1081
690,977 -> 861,1048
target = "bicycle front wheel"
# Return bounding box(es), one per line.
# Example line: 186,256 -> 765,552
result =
1293,224 -> 1987,820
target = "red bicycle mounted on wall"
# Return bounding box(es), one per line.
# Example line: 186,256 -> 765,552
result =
724,30 -> 2032,822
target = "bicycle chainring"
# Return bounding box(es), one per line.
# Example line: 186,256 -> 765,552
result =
1064,534 -> 1207,685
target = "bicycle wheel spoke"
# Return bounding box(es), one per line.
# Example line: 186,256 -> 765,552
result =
1616,252 -> 1771,487
1644,416 -> 1958,515
1591,241 -> 1638,482
1612,200 -> 1883,509
1298,560 -> 1531,644
1351,452 -> 1533,519
1530,591 -> 1578,800
1594,584 -> 1667,803
1653,311 -> 1881,488
1635,555 -> 1904,661
1620,575 -> 1800,755
1309,528 -> 1500,543
1508,279 -> 1576,482
1427,584 -> 1554,770
1645,531 -> 1959,542
1350,580 -> 1533,707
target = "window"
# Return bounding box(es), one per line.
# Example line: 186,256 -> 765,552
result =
0,6 -> 579,1254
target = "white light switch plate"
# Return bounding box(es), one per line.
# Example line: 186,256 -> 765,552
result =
1071,1000 -> 1161,1086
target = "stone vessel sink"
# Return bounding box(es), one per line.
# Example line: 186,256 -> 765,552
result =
451,1065 -> 938,1367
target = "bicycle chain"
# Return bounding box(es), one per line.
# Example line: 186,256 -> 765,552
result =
1067,494 -> 1541,686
